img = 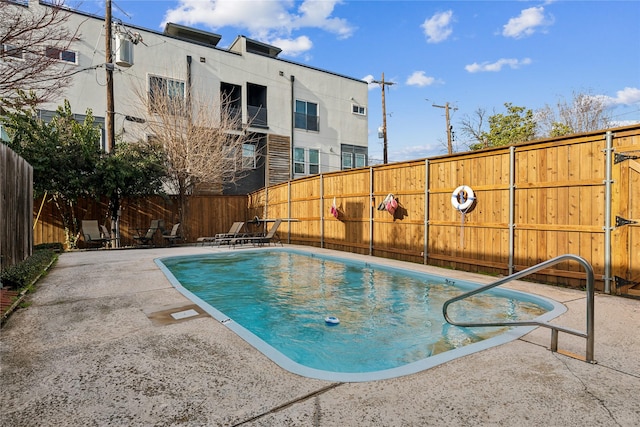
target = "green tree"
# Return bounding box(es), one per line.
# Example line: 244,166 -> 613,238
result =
4,99 -> 102,247
3,99 -> 166,247
475,103 -> 536,149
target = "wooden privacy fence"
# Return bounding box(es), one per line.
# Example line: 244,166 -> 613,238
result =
250,125 -> 640,295
1,144 -> 33,272
33,195 -> 248,249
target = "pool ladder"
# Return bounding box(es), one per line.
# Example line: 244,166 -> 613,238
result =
442,254 -> 595,363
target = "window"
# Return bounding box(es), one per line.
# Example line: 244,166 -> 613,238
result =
220,82 -> 242,124
247,83 -> 267,127
352,104 -> 366,115
309,149 -> 319,174
295,100 -> 319,132
45,46 -> 77,63
294,147 -> 320,175
294,147 -> 305,174
341,152 -> 352,169
2,44 -> 23,60
149,75 -> 185,115
341,144 -> 368,170
242,143 -> 256,169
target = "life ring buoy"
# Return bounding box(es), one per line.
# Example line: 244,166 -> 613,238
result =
451,185 -> 475,211
325,316 -> 340,324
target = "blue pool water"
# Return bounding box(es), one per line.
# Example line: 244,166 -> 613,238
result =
156,248 -> 565,381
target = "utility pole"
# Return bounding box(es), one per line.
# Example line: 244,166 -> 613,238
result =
432,102 -> 457,154
105,1 -> 119,246
105,0 -> 115,154
372,73 -> 395,163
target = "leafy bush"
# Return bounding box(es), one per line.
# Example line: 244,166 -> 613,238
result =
0,249 -> 57,290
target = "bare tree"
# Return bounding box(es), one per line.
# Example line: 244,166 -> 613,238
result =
137,84 -> 260,236
0,0 -> 80,111
537,90 -> 612,137
458,107 -> 488,149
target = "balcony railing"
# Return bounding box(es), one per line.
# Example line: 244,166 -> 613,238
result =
248,105 -> 267,128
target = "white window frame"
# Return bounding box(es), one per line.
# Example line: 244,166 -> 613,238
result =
242,143 -> 256,170
342,152 -> 353,170
294,147 -> 305,174
352,104 -> 366,115
148,75 -> 186,115
294,147 -> 320,175
294,99 -> 319,132
308,148 -> 319,174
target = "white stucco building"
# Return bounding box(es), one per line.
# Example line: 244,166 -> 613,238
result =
7,1 -> 369,194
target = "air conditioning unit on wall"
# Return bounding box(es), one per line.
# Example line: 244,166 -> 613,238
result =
115,34 -> 133,68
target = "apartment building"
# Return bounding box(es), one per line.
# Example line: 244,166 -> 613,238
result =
7,1 -> 369,194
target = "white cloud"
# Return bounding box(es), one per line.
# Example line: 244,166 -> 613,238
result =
465,58 -> 532,73
362,74 -> 376,90
606,87 -> 640,105
421,10 -> 454,43
161,0 -> 354,55
406,71 -> 436,87
502,6 -> 552,39
294,0 -> 355,39
269,36 -> 313,57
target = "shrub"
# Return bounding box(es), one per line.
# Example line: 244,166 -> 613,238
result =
0,250 -> 58,290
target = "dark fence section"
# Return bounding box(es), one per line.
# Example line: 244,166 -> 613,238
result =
33,195 -> 248,248
1,144 -> 33,273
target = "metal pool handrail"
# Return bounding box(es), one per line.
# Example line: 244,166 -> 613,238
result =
442,254 -> 595,363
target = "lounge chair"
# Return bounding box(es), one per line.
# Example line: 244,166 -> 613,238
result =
133,219 -> 161,246
232,219 -> 282,247
162,223 -> 182,246
81,220 -> 108,248
197,222 -> 244,246
99,224 -> 115,248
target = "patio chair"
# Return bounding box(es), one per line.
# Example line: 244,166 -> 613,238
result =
99,224 -> 116,248
133,219 -> 161,246
197,222 -> 245,246
81,220 -> 108,248
232,219 -> 282,247
162,223 -> 182,246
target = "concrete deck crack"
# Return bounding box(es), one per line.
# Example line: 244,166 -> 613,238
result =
553,352 -> 622,426
230,382 -> 343,426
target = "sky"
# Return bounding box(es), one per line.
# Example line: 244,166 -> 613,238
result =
72,0 -> 640,162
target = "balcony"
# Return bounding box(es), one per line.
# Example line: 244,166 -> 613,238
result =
248,105 -> 268,128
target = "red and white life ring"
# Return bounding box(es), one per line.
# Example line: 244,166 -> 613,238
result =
451,185 -> 475,211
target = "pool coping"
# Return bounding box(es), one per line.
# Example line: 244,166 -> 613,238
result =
154,246 -> 567,382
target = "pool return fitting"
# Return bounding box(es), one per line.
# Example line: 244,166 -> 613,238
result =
443,254 -> 595,363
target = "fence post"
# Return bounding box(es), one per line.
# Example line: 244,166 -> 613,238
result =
423,159 -> 429,265
603,131 -> 614,294
369,167 -> 374,256
320,174 -> 324,248
508,146 -> 516,275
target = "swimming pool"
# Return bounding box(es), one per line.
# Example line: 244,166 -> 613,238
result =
156,248 -> 565,382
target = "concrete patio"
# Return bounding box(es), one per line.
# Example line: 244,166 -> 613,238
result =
1,245 -> 638,426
